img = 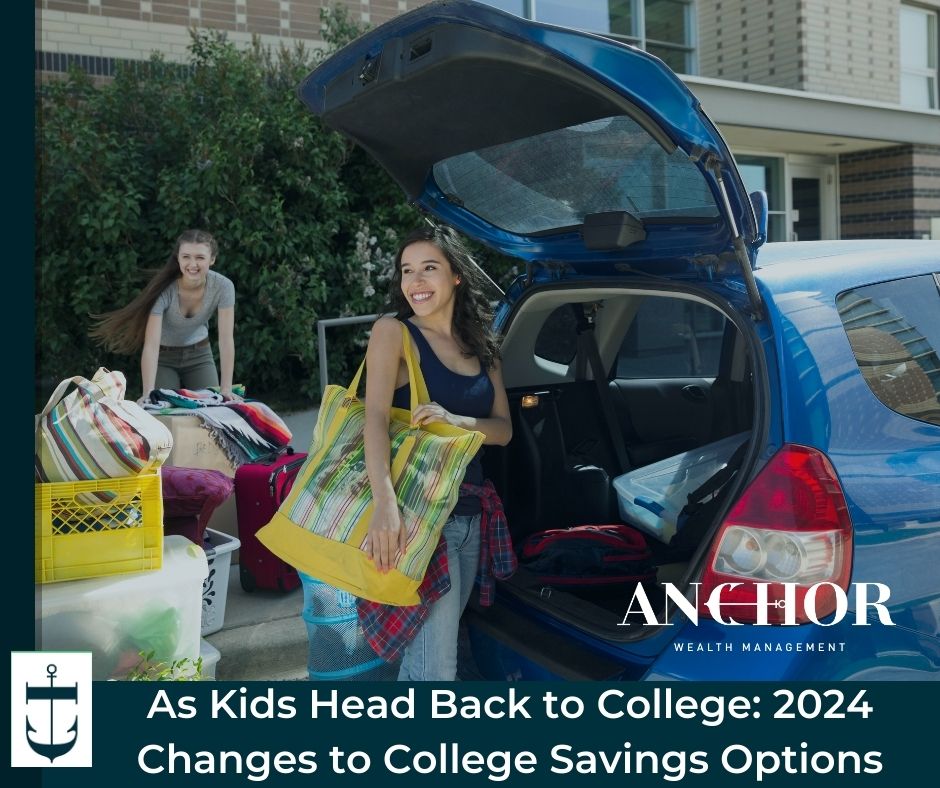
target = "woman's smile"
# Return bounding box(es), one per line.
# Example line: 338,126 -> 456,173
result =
401,241 -> 459,317
177,242 -> 215,283
399,240 -> 459,317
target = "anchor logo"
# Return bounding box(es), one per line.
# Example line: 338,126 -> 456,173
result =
25,663 -> 78,763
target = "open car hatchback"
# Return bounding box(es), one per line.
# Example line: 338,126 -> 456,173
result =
300,0 -> 940,680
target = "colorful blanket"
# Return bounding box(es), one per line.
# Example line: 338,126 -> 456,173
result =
141,389 -> 292,467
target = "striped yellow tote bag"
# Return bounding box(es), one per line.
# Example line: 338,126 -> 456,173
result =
257,323 -> 484,606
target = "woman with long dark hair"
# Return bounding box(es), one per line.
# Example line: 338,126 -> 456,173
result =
90,229 -> 241,403
364,223 -> 512,681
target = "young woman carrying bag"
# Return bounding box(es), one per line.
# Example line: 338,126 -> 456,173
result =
364,224 -> 512,681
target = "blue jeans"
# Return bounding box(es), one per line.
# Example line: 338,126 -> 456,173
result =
398,513 -> 481,681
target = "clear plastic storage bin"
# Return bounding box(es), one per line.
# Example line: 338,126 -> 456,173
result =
37,535 -> 208,680
613,432 -> 750,543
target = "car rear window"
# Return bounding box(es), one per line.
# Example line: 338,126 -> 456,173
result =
431,114 -> 719,236
837,274 -> 940,426
617,297 -> 726,378
533,297 -> 727,376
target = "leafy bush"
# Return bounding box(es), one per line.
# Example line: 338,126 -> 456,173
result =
122,650 -> 204,681
37,7 -> 518,409
37,9 -> 403,407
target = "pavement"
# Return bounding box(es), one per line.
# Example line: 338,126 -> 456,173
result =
279,406 -> 319,455
201,406 -> 316,681
204,564 -> 308,680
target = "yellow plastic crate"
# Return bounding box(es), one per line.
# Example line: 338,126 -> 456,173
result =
35,472 -> 164,583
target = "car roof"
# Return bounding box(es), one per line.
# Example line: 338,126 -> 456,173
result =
754,240 -> 940,296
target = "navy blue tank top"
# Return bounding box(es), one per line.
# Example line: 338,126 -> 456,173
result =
392,319 -> 494,515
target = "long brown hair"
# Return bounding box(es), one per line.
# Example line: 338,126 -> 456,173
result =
387,224 -> 500,370
89,229 -> 218,355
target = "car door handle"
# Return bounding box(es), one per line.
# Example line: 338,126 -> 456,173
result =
681,384 -> 708,402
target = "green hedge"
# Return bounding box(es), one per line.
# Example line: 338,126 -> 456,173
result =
38,9 -> 513,409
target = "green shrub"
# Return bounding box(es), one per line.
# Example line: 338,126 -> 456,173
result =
36,7 -> 517,409
122,650 -> 204,681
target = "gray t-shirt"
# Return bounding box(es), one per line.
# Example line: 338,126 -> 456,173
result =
151,270 -> 236,347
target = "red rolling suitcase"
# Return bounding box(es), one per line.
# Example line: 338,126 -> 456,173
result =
234,449 -> 307,592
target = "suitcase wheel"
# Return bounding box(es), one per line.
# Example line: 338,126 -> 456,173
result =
240,566 -> 256,593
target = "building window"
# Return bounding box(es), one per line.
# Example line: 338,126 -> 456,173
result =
482,0 -> 696,74
735,155 -> 787,242
900,4 -> 938,109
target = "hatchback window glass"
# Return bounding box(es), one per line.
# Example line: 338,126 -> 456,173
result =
432,114 -> 719,235
837,274 -> 940,426
617,297 -> 725,378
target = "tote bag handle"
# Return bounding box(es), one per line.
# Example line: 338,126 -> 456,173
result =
346,322 -> 430,411
39,368 -> 126,419
40,375 -> 107,418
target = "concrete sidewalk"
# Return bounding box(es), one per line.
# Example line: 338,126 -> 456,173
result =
205,566 -> 308,680
280,406 -> 319,453
201,406 -> 317,681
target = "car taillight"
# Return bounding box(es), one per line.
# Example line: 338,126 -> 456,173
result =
697,444 -> 853,624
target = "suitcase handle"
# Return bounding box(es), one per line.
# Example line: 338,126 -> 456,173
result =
254,446 -> 296,466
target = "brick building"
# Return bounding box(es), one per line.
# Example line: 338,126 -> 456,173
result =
36,0 -> 940,240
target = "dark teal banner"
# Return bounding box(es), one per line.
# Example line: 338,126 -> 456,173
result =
26,681 -> 939,786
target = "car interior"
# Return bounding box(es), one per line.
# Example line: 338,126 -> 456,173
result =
479,286 -> 756,642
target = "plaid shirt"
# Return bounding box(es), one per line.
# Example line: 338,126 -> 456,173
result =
357,479 -> 516,663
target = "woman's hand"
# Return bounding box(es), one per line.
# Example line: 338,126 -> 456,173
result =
412,401 -> 460,428
220,388 -> 243,403
366,497 -> 407,573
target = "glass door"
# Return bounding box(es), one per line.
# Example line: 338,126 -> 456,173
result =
736,154 -> 787,242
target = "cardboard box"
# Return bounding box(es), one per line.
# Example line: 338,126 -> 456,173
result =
158,414 -> 237,475
156,414 -> 239,560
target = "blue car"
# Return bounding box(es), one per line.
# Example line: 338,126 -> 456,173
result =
300,1 -> 940,680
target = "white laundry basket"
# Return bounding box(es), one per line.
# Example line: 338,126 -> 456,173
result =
199,638 -> 221,680
201,528 -> 240,636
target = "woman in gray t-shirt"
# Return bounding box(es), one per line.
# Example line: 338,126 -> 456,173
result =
90,229 -> 240,402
